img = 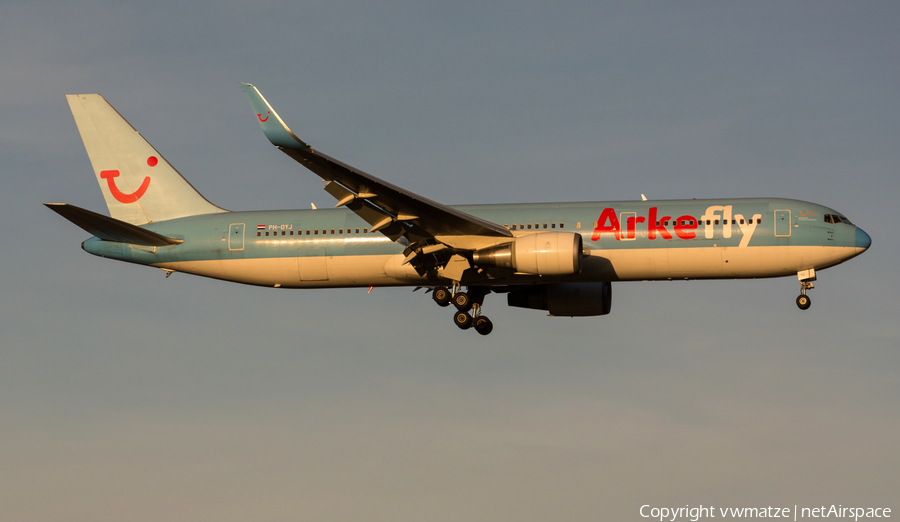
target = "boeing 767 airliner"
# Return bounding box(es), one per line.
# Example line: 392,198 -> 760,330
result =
46,84 -> 871,335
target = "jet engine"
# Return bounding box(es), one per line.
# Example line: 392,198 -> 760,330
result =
507,282 -> 612,316
472,232 -> 583,276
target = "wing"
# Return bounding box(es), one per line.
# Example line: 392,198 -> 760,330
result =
240,83 -> 512,248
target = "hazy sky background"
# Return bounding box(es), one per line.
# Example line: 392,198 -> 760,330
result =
2,1 -> 897,520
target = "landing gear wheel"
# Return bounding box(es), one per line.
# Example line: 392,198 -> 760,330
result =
454,311 -> 473,329
473,316 -> 493,336
796,294 -> 811,310
432,286 -> 451,307
453,292 -> 472,311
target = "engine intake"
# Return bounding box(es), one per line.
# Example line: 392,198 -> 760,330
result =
472,232 -> 583,276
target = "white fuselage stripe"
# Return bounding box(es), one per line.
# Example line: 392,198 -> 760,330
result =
152,245 -> 864,288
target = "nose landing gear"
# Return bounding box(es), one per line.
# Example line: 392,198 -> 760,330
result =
796,290 -> 811,310
796,269 -> 816,310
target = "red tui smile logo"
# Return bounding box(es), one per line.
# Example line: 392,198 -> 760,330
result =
100,170 -> 150,203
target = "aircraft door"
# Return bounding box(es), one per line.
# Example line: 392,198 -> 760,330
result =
774,210 -> 791,237
620,212 -> 638,240
228,223 -> 245,251
298,247 -> 329,281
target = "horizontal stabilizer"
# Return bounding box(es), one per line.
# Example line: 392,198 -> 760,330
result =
45,203 -> 183,246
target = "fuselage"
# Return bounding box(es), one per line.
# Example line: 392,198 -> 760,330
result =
82,197 -> 871,289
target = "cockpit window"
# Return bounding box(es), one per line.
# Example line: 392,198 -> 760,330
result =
824,213 -> 854,226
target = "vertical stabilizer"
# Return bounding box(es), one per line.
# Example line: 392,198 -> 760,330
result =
66,94 -> 226,225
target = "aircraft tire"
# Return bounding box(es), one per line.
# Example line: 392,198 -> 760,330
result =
796,294 -> 811,310
433,286 -> 451,307
473,316 -> 493,336
454,311 -> 473,329
453,292 -> 472,311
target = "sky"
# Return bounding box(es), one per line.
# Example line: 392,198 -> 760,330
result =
1,1 -> 898,521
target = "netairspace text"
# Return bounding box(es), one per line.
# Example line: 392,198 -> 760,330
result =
640,505 -> 891,521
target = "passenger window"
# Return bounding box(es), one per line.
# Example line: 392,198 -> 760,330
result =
330,229 -> 335,234
282,231 -> 286,236
314,230 -> 318,235
519,224 -> 524,229
265,232 -> 269,236
757,218 -> 761,224
551,223 -> 556,229
560,223 -> 565,228
740,219 -> 745,224
257,232 -> 261,237
306,230 -> 311,235
363,228 -> 368,233
511,224 -> 517,230
592,222 -> 598,228
575,222 -> 581,229
715,220 -> 719,225
543,224 -> 547,229
527,224 -> 532,230
356,228 -> 360,234
339,228 -> 343,234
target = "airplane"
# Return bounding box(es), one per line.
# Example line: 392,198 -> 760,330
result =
46,84 -> 872,335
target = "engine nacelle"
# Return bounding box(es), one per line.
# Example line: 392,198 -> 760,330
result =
507,282 -> 612,317
472,232 -> 582,276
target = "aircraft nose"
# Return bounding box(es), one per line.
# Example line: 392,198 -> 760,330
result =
856,227 -> 871,250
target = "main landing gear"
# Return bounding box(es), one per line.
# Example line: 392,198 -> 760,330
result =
432,284 -> 493,335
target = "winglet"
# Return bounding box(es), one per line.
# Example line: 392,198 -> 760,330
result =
240,83 -> 310,149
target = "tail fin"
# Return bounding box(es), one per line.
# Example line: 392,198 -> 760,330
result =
66,94 -> 226,225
